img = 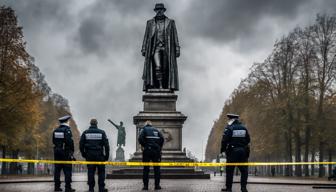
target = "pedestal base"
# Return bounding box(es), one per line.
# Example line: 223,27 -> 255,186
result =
106,167 -> 210,179
115,146 -> 125,162
129,151 -> 193,162
107,90 -> 209,179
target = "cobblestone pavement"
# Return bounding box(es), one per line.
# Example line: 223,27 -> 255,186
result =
1,177 -> 335,192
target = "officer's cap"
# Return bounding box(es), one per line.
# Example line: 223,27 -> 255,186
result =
58,115 -> 71,123
226,113 -> 239,119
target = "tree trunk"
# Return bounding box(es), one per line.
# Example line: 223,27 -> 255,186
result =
328,149 -> 332,176
317,84 -> 325,177
295,129 -> 302,176
1,145 -> 7,175
311,146 -> 315,176
9,149 -> 19,174
285,131 -> 293,176
303,124 -> 310,176
302,44 -> 312,176
267,156 -> 271,176
303,93 -> 311,176
318,141 -> 325,177
27,163 -> 35,175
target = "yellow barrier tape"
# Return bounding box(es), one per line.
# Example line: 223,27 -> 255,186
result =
0,158 -> 335,167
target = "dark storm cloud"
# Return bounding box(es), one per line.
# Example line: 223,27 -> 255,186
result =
108,0 -> 151,15
73,0 -> 152,56
2,0 -> 72,32
76,14 -> 107,55
183,0 -> 310,43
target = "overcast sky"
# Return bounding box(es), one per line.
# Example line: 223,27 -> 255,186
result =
2,0 -> 336,160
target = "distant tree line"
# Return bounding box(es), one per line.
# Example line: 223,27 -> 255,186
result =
206,14 -> 336,177
0,6 -> 80,175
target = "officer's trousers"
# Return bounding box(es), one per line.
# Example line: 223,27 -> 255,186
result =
226,149 -> 248,190
87,164 -> 105,191
142,149 -> 161,187
226,164 -> 248,189
54,164 -> 72,189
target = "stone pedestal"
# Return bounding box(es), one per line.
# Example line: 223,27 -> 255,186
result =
107,89 -> 210,179
115,146 -> 125,162
130,89 -> 195,162
134,89 -> 186,152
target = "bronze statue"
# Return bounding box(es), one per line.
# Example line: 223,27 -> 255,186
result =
108,119 -> 126,147
141,3 -> 180,91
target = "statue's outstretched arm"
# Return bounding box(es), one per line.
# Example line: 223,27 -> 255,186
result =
108,119 -> 118,129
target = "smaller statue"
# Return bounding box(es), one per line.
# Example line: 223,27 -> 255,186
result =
108,119 -> 126,147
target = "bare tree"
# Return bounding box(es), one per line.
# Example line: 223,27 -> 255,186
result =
311,14 -> 336,177
206,14 -> 336,179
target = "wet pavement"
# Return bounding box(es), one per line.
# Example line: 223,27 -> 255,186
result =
0,173 -> 335,192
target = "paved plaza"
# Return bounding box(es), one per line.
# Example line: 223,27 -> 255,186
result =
0,174 -> 335,192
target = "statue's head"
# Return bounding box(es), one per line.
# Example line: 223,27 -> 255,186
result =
120,121 -> 123,126
154,3 -> 166,16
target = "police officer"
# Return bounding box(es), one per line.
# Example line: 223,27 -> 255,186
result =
138,120 -> 164,190
221,114 -> 250,192
53,115 -> 76,192
80,119 -> 110,192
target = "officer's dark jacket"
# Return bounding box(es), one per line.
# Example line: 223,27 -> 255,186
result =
138,125 -> 164,152
80,125 -> 110,161
220,119 -> 250,153
53,124 -> 74,160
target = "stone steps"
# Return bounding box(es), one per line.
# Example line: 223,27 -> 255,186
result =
111,167 -> 198,174
130,151 -> 194,162
106,173 -> 210,179
107,167 -> 210,179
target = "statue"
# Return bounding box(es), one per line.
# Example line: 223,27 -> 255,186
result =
108,119 -> 126,147
141,3 -> 180,91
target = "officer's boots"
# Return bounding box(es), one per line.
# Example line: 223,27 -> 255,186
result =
54,187 -> 62,192
142,186 -> 148,190
65,188 -> 75,192
221,188 -> 232,192
155,185 -> 162,190
241,187 -> 248,192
